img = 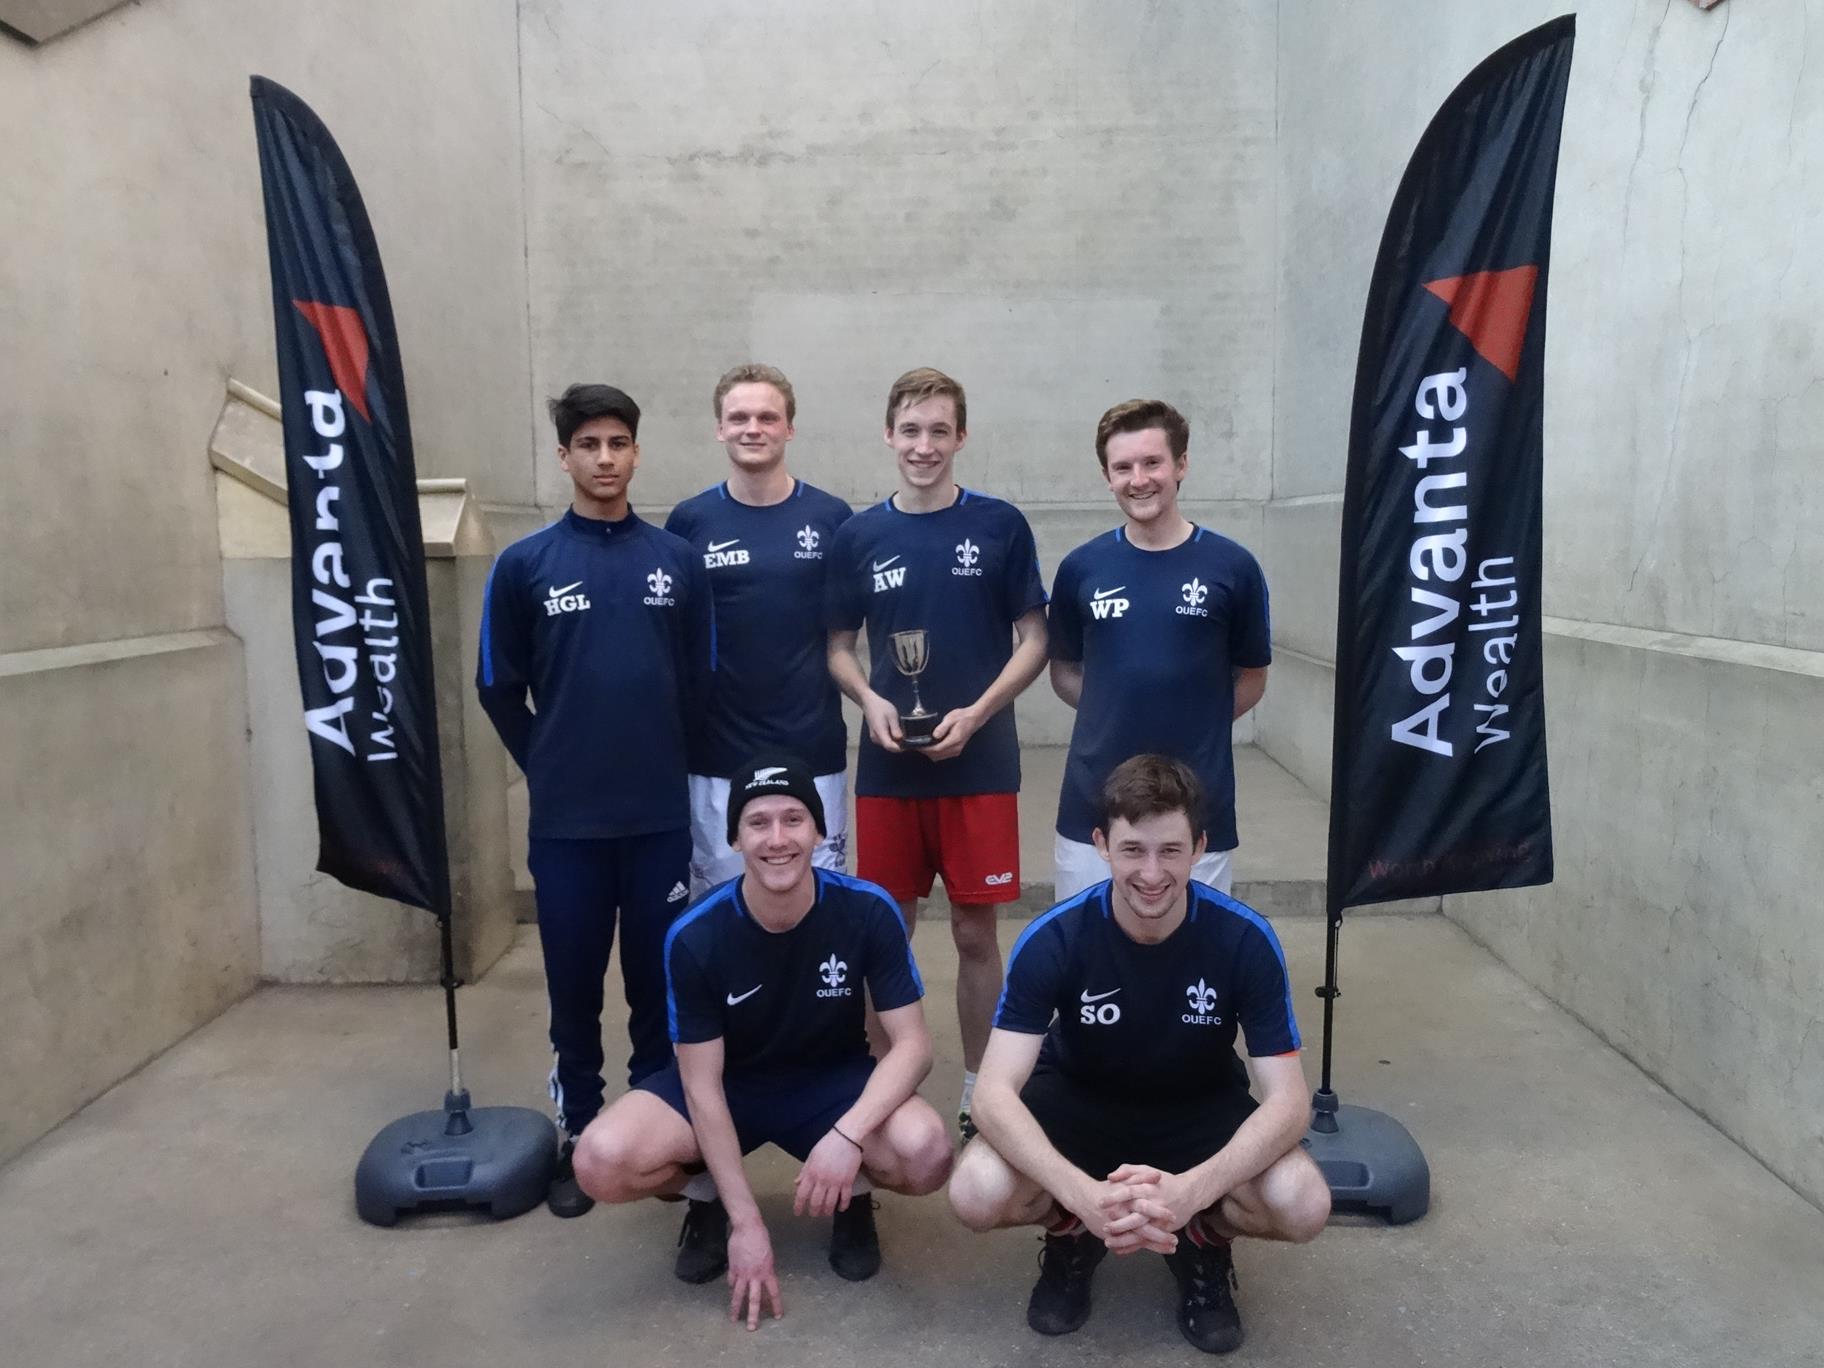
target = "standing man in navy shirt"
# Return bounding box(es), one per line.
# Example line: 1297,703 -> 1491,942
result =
476,383 -> 713,1217
572,756 -> 952,1327
666,365 -> 855,893
948,755 -> 1328,1354
826,367 -> 1049,1139
1048,400 -> 1271,901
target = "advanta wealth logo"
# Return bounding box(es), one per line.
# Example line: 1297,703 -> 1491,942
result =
644,567 -> 675,606
817,954 -> 852,998
1182,977 -> 1222,1025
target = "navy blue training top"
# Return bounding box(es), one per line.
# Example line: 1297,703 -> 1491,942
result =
824,489 -> 1048,798
1049,527 -> 1271,850
476,509 -> 713,839
665,479 -> 854,777
664,868 -> 925,1075
994,881 -> 1299,1102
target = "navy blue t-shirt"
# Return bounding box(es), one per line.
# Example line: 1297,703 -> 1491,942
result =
994,881 -> 1299,1102
664,869 -> 925,1075
665,480 -> 854,777
476,509 -> 713,839
824,489 -> 1048,798
1050,527 -> 1271,850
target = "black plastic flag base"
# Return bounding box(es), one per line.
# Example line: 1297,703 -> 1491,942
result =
355,1090 -> 557,1227
1303,1090 -> 1430,1225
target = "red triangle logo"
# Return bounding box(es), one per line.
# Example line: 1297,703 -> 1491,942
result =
1422,266 -> 1537,383
292,300 -> 373,422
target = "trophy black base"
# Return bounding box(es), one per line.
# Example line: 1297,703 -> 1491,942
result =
1302,1091 -> 1430,1225
899,713 -> 939,749
354,1090 -> 557,1227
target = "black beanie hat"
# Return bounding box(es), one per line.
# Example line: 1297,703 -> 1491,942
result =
726,755 -> 827,846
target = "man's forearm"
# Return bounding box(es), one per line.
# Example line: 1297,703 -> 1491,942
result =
967,620 -> 1048,721
1232,666 -> 1268,720
827,636 -> 882,709
1049,659 -> 1083,710
972,1077 -> 1089,1211
834,1034 -> 932,1143
681,1077 -> 764,1227
1181,1088 -> 1308,1211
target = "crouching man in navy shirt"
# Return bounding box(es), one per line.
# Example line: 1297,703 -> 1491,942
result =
947,755 -> 1328,1355
573,756 -> 954,1330
476,383 -> 712,1218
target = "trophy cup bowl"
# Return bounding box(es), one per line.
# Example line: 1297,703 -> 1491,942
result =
888,629 -> 939,749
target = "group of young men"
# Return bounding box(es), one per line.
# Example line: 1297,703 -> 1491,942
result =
475,365 -> 1327,1353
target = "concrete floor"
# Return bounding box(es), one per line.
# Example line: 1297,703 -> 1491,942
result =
4,914 -> 1820,1367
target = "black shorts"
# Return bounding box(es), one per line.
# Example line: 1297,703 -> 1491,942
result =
637,1057 -> 876,1161
1020,1066 -> 1257,1180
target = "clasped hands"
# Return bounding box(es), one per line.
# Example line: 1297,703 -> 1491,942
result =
1073,1163 -> 1214,1256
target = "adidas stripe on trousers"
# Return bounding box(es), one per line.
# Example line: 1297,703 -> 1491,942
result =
528,830 -> 693,1136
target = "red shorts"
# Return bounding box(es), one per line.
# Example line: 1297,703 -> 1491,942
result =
855,793 -> 1021,906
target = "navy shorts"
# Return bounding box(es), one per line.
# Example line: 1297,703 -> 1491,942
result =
1020,1066 -> 1257,1180
637,1057 -> 877,1161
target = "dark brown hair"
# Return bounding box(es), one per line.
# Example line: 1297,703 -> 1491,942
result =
1094,398 -> 1189,471
885,367 -> 967,434
1101,753 -> 1206,836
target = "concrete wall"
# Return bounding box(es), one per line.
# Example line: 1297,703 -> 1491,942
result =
515,0 -> 1281,743
0,0 -> 531,1160
1257,0 -> 1824,1206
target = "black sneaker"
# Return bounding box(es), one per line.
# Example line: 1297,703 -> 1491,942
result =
546,1138 -> 595,1219
1025,1231 -> 1107,1335
1165,1239 -> 1244,1354
958,1109 -> 978,1142
828,1198 -> 882,1282
674,1198 -> 729,1284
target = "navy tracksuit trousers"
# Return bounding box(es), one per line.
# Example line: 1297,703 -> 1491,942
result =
528,830 -> 692,1136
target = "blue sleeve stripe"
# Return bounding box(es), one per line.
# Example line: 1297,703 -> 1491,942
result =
478,557 -> 501,687
1200,886 -> 1301,1050
821,868 -> 926,999
662,887 -> 735,1042
992,890 -> 1096,1025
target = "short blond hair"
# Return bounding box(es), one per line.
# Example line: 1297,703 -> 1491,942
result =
713,363 -> 796,424
884,367 -> 967,434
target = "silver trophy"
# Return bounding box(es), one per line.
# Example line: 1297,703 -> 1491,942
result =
888,629 -> 939,749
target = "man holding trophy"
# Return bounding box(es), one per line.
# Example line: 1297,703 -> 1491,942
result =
826,367 -> 1049,1138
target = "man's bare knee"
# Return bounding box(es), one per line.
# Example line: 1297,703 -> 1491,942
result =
572,1123 -> 643,1204
1256,1149 -> 1331,1242
949,907 -> 1000,960
948,1143 -> 1018,1231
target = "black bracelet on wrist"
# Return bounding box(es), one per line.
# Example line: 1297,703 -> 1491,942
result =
831,1124 -> 863,1151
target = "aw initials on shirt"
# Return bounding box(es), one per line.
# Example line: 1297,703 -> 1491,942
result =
872,565 -> 907,593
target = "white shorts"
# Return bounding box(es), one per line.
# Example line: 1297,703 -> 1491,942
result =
1052,833 -> 1233,904
688,771 -> 850,896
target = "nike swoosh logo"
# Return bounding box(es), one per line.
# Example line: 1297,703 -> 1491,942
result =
726,985 -> 761,1006
1091,586 -> 1126,600
1079,988 -> 1121,1003
707,539 -> 740,552
548,580 -> 583,597
872,555 -> 901,572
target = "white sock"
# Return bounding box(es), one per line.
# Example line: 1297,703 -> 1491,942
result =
959,1070 -> 979,1114
682,1171 -> 718,1203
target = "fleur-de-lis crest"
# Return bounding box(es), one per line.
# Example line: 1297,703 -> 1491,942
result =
1182,578 -> 1208,607
797,525 -> 820,551
647,568 -> 672,596
820,955 -> 847,987
956,539 -> 980,568
1186,978 -> 1218,1013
